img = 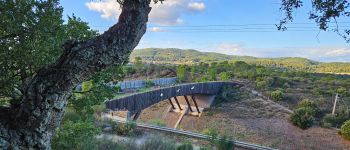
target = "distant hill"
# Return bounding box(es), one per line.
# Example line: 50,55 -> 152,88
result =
130,48 -> 350,74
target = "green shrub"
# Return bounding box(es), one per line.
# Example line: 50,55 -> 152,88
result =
52,120 -> 101,150
114,85 -> 121,92
177,65 -> 186,83
208,68 -> 217,81
216,136 -> 235,150
145,80 -> 154,87
322,109 -> 350,128
202,128 -> 218,147
270,90 -> 284,101
290,99 -> 321,129
219,72 -> 230,81
340,120 -> 350,140
177,142 -> 193,150
148,119 -> 166,127
297,99 -> 320,116
111,121 -> 136,136
256,80 -> 268,90
290,107 -> 314,129
214,86 -> 241,105
139,136 -> 176,150
62,108 -> 82,123
95,139 -> 125,150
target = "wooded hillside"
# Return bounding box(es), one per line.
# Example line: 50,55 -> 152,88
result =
130,48 -> 350,74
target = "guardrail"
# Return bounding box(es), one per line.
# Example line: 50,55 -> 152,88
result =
113,120 -> 277,150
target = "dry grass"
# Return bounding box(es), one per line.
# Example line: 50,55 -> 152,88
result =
138,90 -> 350,150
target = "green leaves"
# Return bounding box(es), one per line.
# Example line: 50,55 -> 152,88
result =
270,90 -> 284,101
65,15 -> 99,41
341,120 -> 350,140
177,65 -> 186,82
0,0 -> 99,98
290,99 -> 320,129
52,120 -> 101,150
81,80 -> 93,92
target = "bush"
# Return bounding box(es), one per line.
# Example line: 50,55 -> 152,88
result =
148,119 -> 166,127
202,128 -> 218,147
207,68 -> 217,81
214,86 -> 242,105
270,90 -> 284,101
111,121 -> 136,136
95,139 -> 125,150
62,108 -> 82,123
341,120 -> 350,140
321,114 -> 336,128
139,136 -> 176,150
256,80 -> 268,90
114,85 -> 121,92
219,72 -> 230,81
297,99 -> 320,116
52,120 -> 101,150
202,128 -> 235,150
322,109 -> 350,128
177,142 -> 193,150
290,99 -> 321,129
145,80 -> 154,87
290,107 -> 315,129
216,136 -> 235,150
177,65 -> 186,83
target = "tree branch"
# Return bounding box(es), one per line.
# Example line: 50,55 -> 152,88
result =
1,0 -> 152,149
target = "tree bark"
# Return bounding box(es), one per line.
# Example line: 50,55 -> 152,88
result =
0,0 -> 151,149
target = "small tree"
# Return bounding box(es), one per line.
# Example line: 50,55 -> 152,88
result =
52,120 -> 101,150
219,72 -> 230,81
208,68 -> 217,81
134,56 -> 144,72
341,120 -> 350,140
256,80 -> 268,90
190,66 -> 196,81
290,107 -> 315,129
177,65 -> 186,82
290,99 -> 320,129
270,90 -> 284,101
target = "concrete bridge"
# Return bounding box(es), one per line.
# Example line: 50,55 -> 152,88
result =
105,81 -> 240,120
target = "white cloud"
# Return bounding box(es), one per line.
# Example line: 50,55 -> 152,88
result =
323,49 -> 350,57
86,0 -> 121,20
150,27 -> 164,32
188,2 -> 205,11
204,43 -> 350,62
215,43 -> 241,55
86,0 -> 206,25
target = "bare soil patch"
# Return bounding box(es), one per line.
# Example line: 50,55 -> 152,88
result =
138,91 -> 350,150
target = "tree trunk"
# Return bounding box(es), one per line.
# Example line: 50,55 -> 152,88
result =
0,0 -> 151,149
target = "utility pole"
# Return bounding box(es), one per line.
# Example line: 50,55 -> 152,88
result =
332,93 -> 339,115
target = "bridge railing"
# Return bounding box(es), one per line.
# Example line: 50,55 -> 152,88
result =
105,81 -> 241,115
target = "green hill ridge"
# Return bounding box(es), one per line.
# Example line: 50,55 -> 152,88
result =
130,48 -> 350,74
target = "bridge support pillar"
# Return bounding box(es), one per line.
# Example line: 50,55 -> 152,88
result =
173,97 -> 182,110
133,110 -> 142,121
126,111 -> 131,121
168,98 -> 176,109
184,96 -> 193,112
191,95 -> 201,113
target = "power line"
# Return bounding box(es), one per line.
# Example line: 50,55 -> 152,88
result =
89,22 -> 350,28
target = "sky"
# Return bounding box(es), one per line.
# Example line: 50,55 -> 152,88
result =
60,0 -> 350,62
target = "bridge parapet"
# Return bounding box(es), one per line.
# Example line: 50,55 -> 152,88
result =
105,81 -> 240,115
